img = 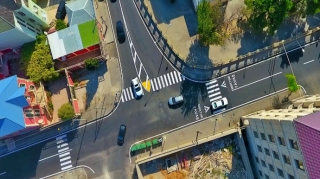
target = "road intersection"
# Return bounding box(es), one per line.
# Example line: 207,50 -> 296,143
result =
0,0 -> 320,179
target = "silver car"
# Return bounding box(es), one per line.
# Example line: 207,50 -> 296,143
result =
168,95 -> 184,105
211,97 -> 228,110
131,77 -> 143,97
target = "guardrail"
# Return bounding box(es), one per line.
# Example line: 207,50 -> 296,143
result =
134,0 -> 320,80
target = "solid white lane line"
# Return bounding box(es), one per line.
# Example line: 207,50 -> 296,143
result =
177,71 -> 182,81
61,165 -> 73,171
153,79 -> 158,91
170,72 -> 175,84
150,79 -> 155,91
207,84 -> 218,90
160,76 -> 165,87
209,92 -> 221,98
167,73 -> 172,85
56,134 -> 67,140
157,77 -> 162,89
163,74 -> 168,86
0,172 -> 6,176
138,63 -> 142,78
56,138 -> 67,144
57,143 -> 68,149
123,89 -> 127,101
59,152 -> 70,158
235,72 -> 282,91
303,60 -> 314,65
58,147 -> 69,153
210,96 -> 223,102
61,160 -> 71,166
120,93 -> 124,102
126,88 -> 131,100
129,88 -> 134,99
174,71 -> 178,82
208,88 -> 219,94
206,80 -> 217,86
60,156 -> 71,162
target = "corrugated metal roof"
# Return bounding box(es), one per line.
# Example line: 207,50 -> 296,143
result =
66,0 -> 94,26
0,75 -> 28,138
47,25 -> 83,59
295,111 -> 320,131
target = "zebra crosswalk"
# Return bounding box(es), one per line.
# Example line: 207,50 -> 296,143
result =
206,79 -> 222,103
120,71 -> 185,102
56,134 -> 73,171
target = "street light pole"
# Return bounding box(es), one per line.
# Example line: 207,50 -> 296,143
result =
154,23 -> 171,43
294,25 -> 305,52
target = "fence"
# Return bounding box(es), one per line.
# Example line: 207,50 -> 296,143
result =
134,0 -> 320,81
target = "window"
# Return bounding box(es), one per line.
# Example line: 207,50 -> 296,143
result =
27,27 -> 35,32
269,163 -> 274,172
24,109 -> 34,118
260,133 -> 266,140
257,145 -> 262,152
18,11 -> 25,16
19,83 -> 26,87
272,150 -> 279,160
283,155 -> 291,165
255,157 -> 259,163
268,134 -> 275,143
295,159 -> 304,170
289,139 -> 299,150
278,136 -> 286,146
16,16 -> 25,23
264,148 -> 270,156
27,23 -> 34,28
17,21 -> 26,27
258,170 -> 262,177
288,174 -> 295,179
253,131 -> 259,138
264,174 -> 269,179
277,168 -> 284,177
29,85 -> 35,91
261,160 -> 266,167
34,109 -> 41,117
29,18 -> 35,22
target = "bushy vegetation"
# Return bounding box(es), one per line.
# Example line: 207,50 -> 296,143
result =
85,58 -> 100,71
285,74 -> 299,93
55,19 -> 67,31
58,103 -> 75,121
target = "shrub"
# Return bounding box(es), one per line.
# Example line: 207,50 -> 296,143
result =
55,19 -> 67,31
58,103 -> 75,121
85,58 -> 100,71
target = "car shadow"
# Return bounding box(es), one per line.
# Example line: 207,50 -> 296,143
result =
167,102 -> 184,109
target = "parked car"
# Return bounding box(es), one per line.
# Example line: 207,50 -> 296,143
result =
168,95 -> 184,106
211,97 -> 228,110
55,1 -> 66,20
117,125 -> 126,145
116,21 -> 126,43
131,77 -> 143,98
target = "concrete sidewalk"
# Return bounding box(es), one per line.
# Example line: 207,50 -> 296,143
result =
79,0 -> 122,122
45,167 -> 88,179
131,88 -> 304,165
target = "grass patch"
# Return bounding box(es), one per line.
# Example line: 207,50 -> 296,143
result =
78,20 -> 100,48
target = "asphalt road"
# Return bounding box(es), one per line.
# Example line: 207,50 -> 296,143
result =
1,1 -> 320,179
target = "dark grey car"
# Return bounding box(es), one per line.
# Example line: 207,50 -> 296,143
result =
116,21 -> 126,43
117,125 -> 126,145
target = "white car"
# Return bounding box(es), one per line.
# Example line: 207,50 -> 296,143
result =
168,95 -> 184,106
211,97 -> 228,110
131,77 -> 143,97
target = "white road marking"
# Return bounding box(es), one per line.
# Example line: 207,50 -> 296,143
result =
204,106 -> 210,113
178,72 -> 182,81
123,89 -> 127,101
167,73 -> 172,85
56,134 -> 67,140
234,72 -> 282,91
138,63 -> 142,77
61,160 -> 71,166
182,75 -> 185,80
150,79 -> 155,91
157,77 -> 162,89
56,138 -> 67,144
170,72 -> 175,84
207,84 -> 218,90
221,81 -> 227,88
129,88 -> 134,99
61,165 -> 73,171
174,71 -> 179,82
163,74 -> 168,86
39,150 -> 72,162
57,143 -> 68,149
210,96 -> 223,102
153,79 -> 158,91
208,88 -> 219,94
209,92 -> 221,98
58,147 -> 69,153
206,80 -> 217,86
120,94 -> 124,102
60,156 -> 71,162
0,172 -> 6,176
160,76 -> 165,87
126,88 -> 131,100
59,152 -> 70,158
303,60 -> 314,65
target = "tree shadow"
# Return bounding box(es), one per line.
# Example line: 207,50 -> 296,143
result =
149,0 -> 197,37
280,48 -> 303,69
306,13 -> 320,30
185,39 -> 212,67
180,79 -> 207,117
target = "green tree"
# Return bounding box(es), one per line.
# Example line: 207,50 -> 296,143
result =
285,74 -> 299,93
85,58 -> 100,71
20,35 -> 59,83
58,103 -> 75,121
244,0 -> 293,34
307,0 -> 320,15
55,19 -> 67,31
197,0 -> 224,46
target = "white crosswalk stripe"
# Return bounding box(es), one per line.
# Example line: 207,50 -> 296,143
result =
157,77 -> 162,89
56,135 -> 72,171
160,76 -> 165,87
121,87 -> 137,102
205,80 -> 222,103
170,72 -> 175,84
174,71 -> 179,83
163,75 -> 168,86
167,73 -> 172,85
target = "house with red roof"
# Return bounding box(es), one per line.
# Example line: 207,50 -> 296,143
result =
0,75 -> 49,139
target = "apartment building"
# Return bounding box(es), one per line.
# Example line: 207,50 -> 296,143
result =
242,95 -> 320,179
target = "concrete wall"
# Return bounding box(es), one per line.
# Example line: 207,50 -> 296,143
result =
0,28 -> 35,51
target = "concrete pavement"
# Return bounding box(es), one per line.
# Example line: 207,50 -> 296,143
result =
45,167 -> 88,179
